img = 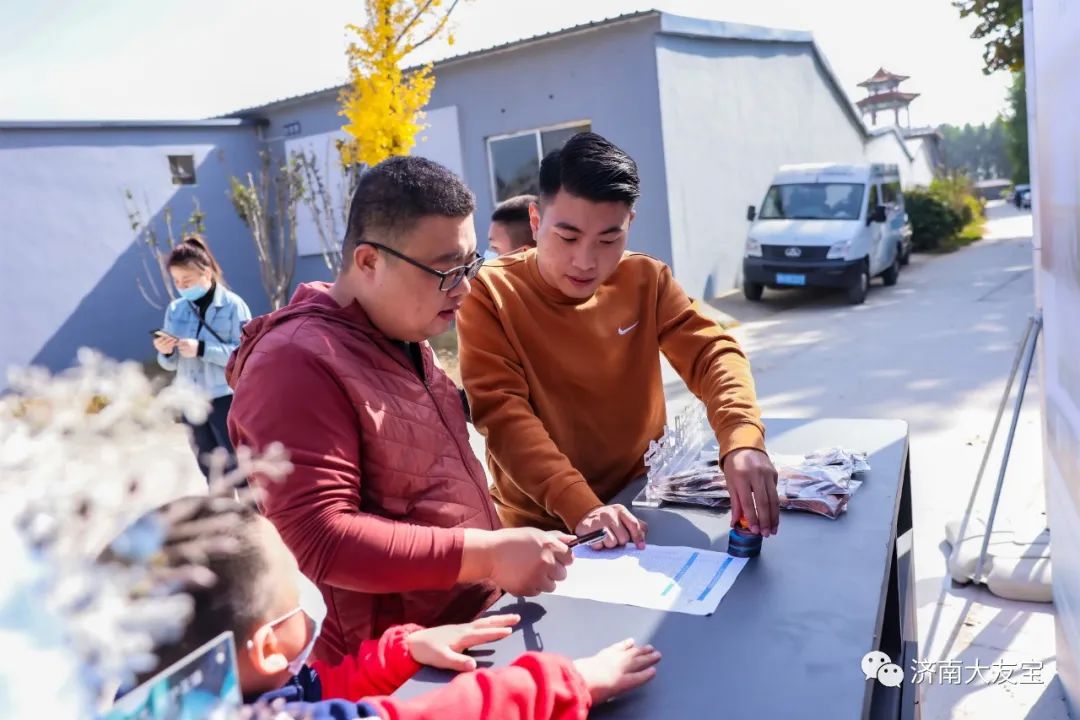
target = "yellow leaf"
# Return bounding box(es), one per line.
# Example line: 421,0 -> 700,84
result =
338,0 -> 460,167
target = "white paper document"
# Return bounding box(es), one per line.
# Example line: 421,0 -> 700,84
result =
548,544 -> 748,615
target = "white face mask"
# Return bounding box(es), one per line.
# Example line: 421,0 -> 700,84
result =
287,573 -> 327,674
249,572 -> 327,675
482,248 -> 500,262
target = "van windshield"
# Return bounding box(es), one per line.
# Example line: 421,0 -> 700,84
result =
759,183 -> 866,220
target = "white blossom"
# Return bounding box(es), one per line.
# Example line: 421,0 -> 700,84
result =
0,350 -> 293,718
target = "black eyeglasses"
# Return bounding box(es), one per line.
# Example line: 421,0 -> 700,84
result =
359,241 -> 484,292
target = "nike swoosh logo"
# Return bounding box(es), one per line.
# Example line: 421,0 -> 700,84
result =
617,322 -> 640,336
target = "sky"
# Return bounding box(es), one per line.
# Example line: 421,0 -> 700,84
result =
0,0 -> 1012,128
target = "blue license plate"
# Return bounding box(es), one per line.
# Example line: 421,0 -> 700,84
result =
776,273 -> 806,286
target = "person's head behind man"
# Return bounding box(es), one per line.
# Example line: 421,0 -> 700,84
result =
488,194 -> 537,256
127,497 -> 322,698
531,132 -> 640,299
337,156 -> 479,342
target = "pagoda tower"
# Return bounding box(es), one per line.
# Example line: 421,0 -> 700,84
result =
856,67 -> 919,128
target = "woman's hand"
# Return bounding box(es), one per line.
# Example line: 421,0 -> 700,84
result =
153,334 -> 178,355
177,339 -> 200,358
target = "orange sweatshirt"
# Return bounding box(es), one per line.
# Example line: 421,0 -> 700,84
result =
457,250 -> 765,531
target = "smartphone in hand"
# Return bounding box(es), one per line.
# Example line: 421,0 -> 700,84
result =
150,329 -> 177,340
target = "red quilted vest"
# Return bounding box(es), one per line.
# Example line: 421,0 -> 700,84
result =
227,283 -> 501,664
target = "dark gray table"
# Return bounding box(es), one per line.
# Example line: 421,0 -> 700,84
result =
397,418 -> 916,719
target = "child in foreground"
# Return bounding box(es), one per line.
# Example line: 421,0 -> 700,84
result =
132,497 -> 660,719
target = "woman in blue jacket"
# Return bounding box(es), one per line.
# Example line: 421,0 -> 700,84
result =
152,235 -> 252,478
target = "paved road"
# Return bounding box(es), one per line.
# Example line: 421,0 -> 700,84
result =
660,202 -> 1066,720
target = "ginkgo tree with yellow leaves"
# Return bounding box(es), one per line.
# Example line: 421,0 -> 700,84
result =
338,0 -> 462,168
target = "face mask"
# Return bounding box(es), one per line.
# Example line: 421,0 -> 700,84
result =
178,283 -> 210,302
287,573 -> 327,674
249,572 -> 327,675
482,248 -> 499,262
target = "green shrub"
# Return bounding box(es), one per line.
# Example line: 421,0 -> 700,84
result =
906,190 -> 964,251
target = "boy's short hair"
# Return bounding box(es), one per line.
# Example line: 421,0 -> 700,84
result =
538,132 -> 640,205
342,155 -> 476,259
490,194 -> 538,249
121,497 -> 276,679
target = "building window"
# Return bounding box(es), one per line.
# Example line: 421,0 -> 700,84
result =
167,155 -> 196,185
487,121 -> 591,202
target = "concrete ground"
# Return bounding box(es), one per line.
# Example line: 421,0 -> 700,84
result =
652,201 -> 1067,719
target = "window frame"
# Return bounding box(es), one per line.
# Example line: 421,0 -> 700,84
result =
485,120 -> 591,204
167,154 -> 197,186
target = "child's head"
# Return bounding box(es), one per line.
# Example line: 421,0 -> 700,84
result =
134,497 -> 324,696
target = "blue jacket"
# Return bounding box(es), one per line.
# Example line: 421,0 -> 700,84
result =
157,284 -> 252,399
251,666 -> 381,719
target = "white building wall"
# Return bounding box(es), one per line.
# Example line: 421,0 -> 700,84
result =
655,36 -> 866,298
1027,0 -> 1080,712
904,137 -> 936,187
865,132 -> 915,188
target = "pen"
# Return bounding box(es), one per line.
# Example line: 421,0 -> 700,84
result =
567,528 -> 609,548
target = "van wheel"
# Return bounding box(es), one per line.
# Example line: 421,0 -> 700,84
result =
743,280 -> 764,302
900,246 -> 911,266
846,263 -> 869,305
882,252 -> 900,287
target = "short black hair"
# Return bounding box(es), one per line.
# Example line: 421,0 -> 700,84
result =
342,155 -> 476,260
538,132 -> 640,205
117,497 -> 276,681
491,194 -> 536,224
491,194 -> 537,249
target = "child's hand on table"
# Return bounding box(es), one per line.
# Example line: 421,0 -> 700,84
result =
573,638 -> 662,704
407,614 -> 521,672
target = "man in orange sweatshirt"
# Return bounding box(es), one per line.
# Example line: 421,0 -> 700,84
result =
457,132 -> 780,546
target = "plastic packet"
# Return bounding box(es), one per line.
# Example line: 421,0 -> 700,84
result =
776,464 -> 862,519
803,447 -> 871,476
642,404 -> 871,518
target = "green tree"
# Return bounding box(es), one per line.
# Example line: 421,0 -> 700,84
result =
953,0 -> 1024,74
938,120 -> 1013,179
1004,72 -> 1029,184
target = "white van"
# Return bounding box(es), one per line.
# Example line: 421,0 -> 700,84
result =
742,163 -> 912,305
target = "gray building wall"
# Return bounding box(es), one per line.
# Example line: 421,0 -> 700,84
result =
655,35 -> 867,298
259,13 -> 673,284
428,13 -> 670,265
0,125 -> 267,378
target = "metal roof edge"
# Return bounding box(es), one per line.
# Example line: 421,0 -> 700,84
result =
0,118 -> 258,130
222,10 -> 660,118
657,13 -> 813,44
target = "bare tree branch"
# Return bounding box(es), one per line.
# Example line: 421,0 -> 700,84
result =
393,0 -> 438,48
409,0 -> 461,51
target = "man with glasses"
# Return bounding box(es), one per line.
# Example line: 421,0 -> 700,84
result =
227,156 -> 575,665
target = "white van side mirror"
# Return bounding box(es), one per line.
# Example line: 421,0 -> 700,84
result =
871,205 -> 888,224
747,205 -> 757,221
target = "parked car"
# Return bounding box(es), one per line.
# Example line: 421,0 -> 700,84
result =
1012,184 -> 1031,208
743,163 -> 909,305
